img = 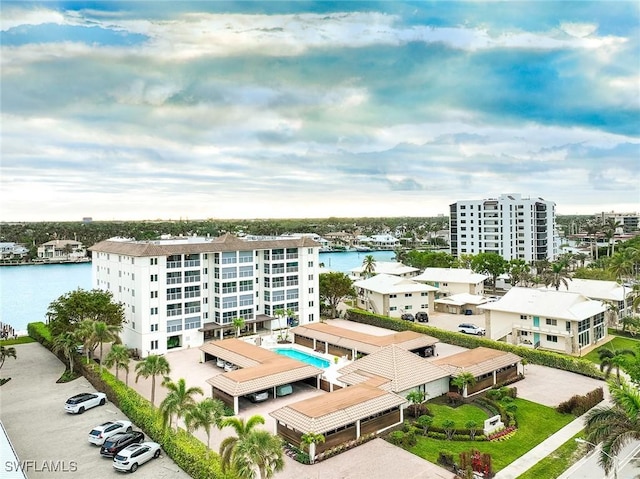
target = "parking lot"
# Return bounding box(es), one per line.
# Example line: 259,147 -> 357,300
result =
0,342 -> 192,479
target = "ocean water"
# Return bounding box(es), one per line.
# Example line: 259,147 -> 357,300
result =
0,263 -> 92,333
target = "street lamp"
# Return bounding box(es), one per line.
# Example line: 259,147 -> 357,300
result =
575,438 -> 618,479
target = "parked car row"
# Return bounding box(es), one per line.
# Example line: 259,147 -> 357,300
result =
401,311 -> 429,322
215,357 -> 238,371
65,392 -> 162,473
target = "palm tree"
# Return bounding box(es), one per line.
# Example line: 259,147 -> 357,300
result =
300,432 -> 325,464
451,371 -> 477,397
598,346 -> 636,382
233,317 -> 246,338
584,378 -> 640,475
184,397 -> 226,452
159,377 -> 203,429
0,345 -> 17,370
543,260 -> 572,291
604,218 -> 623,256
233,430 -> 285,479
91,320 -> 121,371
75,319 -> 96,363
219,415 -> 266,473
103,344 -> 130,384
51,331 -> 78,373
584,220 -> 601,261
362,254 -> 376,278
405,390 -> 426,417
135,354 -> 171,406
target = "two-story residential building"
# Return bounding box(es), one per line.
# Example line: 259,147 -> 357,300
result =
412,268 -> 488,297
478,287 -> 608,356
540,278 -> 634,320
89,233 -> 321,357
350,261 -> 420,280
38,239 -> 86,260
353,273 -> 438,317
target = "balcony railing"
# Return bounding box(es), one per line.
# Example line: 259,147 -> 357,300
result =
167,261 -> 182,269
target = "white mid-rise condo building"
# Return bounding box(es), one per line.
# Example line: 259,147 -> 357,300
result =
89,233 -> 321,357
449,193 -> 557,262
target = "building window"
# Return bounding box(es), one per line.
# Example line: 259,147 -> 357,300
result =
222,297 -> 238,309
150,340 -> 158,350
222,282 -> 237,294
405,293 -> 412,297
390,306 -> 397,311
150,324 -> 158,332
520,315 -> 528,320
545,319 -> 557,326
309,301 -> 314,307
546,335 -> 558,343
167,287 -> 182,301
389,294 -> 397,298
150,307 -> 158,315
308,261 -> 313,267
404,305 -> 413,310
185,317 -> 201,330
308,274 -> 313,281
167,319 -> 182,333
421,292 -> 428,296
421,304 -> 428,309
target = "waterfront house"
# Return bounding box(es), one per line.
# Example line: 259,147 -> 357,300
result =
478,287 -> 608,355
0,242 -> 29,260
37,239 -> 86,261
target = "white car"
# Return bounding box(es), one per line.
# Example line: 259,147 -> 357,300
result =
64,392 -> 107,414
216,357 -> 225,368
458,323 -> 486,335
224,361 -> 237,372
88,420 -> 133,446
113,442 -> 162,473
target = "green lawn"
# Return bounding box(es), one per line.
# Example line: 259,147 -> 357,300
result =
0,336 -> 35,346
582,335 -> 640,364
516,431 -> 585,479
409,398 -> 575,472
428,403 -> 488,428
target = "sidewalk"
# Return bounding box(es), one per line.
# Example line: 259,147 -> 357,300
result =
494,397 -> 612,479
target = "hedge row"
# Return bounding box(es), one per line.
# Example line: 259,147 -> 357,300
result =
29,322 -> 231,479
346,309 -> 605,379
556,387 -> 604,416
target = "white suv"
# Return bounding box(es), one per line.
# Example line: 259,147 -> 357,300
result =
64,392 -> 107,414
113,442 -> 162,473
457,323 -> 486,336
89,420 -> 133,446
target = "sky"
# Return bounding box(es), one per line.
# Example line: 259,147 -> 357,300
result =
1,1 -> 639,222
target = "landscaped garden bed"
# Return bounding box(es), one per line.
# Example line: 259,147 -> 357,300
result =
386,387 -> 576,476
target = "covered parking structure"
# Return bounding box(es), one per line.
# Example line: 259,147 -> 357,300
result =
291,322 -> 439,359
270,383 -> 406,463
201,338 -> 323,414
433,347 -> 522,397
434,293 -> 489,315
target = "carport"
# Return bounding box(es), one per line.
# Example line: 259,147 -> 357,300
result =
434,293 -> 489,315
291,322 -> 439,359
201,338 -> 323,414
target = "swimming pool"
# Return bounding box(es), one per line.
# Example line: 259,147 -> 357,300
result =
273,348 -> 331,368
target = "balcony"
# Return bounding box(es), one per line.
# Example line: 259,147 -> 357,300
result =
167,261 -> 182,269
184,260 -> 200,267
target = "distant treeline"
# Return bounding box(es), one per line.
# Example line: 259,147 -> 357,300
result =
0,215 -> 591,254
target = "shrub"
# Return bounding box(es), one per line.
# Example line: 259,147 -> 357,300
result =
388,431 -> 406,446
556,387 -> 604,416
447,392 -> 463,405
27,322 -> 52,347
438,451 -> 455,468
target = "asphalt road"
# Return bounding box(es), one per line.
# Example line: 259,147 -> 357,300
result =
560,441 -> 640,479
0,342 -> 192,479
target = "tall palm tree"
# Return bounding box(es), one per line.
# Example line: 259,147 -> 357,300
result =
584,378 -> 640,475
0,345 -> 17,370
184,397 -> 226,452
604,218 -> 623,256
598,346 -> 636,382
51,331 -> 78,373
159,377 -> 203,429
91,320 -> 121,371
543,260 -> 572,291
234,430 -> 285,479
135,354 -> 171,406
75,319 -> 96,363
219,415 -> 266,473
451,371 -> 477,397
362,254 -> 376,278
300,432 -> 325,464
103,344 -> 130,384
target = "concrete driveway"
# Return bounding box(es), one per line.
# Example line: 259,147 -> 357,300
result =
0,342 -> 191,479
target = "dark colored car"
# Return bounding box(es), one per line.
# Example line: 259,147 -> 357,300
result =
100,431 -> 145,458
415,311 -> 429,323
401,313 -> 415,321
